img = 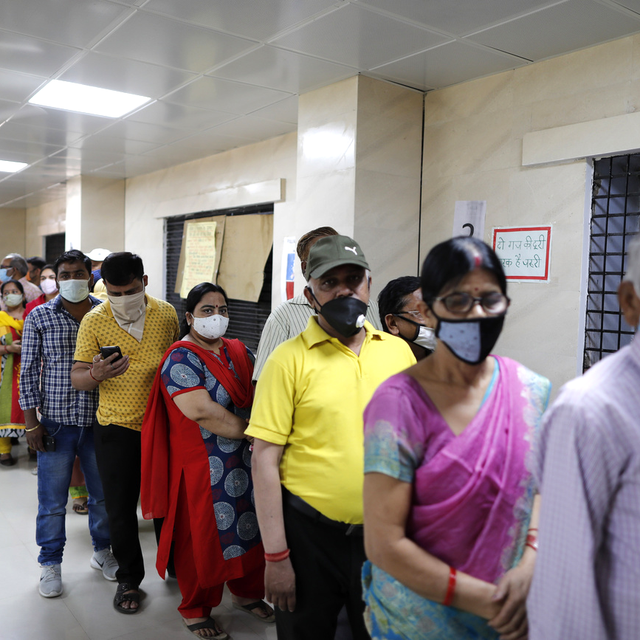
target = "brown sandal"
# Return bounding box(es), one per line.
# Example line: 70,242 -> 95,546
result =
72,499 -> 89,515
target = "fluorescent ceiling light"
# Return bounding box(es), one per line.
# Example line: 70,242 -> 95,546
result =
0,160 -> 28,173
29,80 -> 151,118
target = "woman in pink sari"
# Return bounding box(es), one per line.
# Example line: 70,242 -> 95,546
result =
362,237 -> 550,640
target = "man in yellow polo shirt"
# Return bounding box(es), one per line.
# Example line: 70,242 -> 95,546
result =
71,252 -> 179,615
247,235 -> 415,640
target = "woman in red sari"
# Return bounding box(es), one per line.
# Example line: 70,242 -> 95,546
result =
142,283 -> 273,639
0,279 -> 26,466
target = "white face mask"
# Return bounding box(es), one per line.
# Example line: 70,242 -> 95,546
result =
108,289 -> 146,323
191,314 -> 229,340
3,293 -> 23,308
413,325 -> 437,350
41,279 -> 58,295
59,279 -> 90,303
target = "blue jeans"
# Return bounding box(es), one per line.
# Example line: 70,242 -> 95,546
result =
36,418 -> 110,566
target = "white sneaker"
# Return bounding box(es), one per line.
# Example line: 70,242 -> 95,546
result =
39,564 -> 62,598
91,548 -> 118,581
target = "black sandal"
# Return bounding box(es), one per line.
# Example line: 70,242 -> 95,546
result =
113,582 -> 140,614
182,617 -> 229,639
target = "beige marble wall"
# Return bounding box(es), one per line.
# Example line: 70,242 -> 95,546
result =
124,133 -> 297,302
354,76 -> 423,294
65,177 -> 124,255
25,198 -> 66,257
296,76 -> 423,295
0,208 -> 26,258
421,33 -> 640,394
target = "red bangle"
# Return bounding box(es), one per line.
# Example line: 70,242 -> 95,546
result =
264,549 -> 290,563
442,567 -> 457,607
88,367 -> 100,382
525,533 -> 538,552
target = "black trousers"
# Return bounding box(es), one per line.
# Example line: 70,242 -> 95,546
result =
93,422 -> 144,587
275,500 -> 370,640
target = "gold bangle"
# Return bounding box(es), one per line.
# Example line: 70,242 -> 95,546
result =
24,424 -> 41,433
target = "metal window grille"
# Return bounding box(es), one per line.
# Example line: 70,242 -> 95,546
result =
165,204 -> 273,353
584,154 -> 640,370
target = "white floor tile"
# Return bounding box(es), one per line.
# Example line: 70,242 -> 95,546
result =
0,442 -> 278,639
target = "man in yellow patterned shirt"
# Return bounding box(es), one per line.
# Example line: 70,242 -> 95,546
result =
72,252 -> 179,615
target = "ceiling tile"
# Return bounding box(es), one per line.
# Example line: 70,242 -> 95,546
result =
0,121 -> 84,147
354,0 -> 561,36
611,0 -> 640,13
94,12 -> 258,73
249,95 -> 298,124
0,69 -> 48,103
0,136 -> 64,161
0,0 -> 131,48
69,133 -> 159,156
210,46 -> 356,94
49,147 -> 130,172
371,41 -> 527,90
142,0 -> 338,41
0,100 -> 23,124
10,105 -> 111,136
271,4 -> 450,69
206,115 -> 296,141
467,0 -> 640,61
128,101 -> 236,130
164,76 -> 291,114
97,119 -> 190,145
0,31 -> 81,77
59,53 -> 197,99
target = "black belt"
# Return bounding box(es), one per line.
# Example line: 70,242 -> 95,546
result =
282,488 -> 363,536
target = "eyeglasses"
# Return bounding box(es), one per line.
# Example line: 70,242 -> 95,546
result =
396,309 -> 427,323
433,292 -> 510,315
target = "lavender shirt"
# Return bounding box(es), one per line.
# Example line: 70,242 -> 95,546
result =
528,337 -> 640,640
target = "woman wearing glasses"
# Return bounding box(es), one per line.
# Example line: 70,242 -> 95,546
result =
362,237 -> 550,640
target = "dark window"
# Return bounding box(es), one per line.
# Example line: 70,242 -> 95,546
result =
44,233 -> 65,264
585,154 -> 639,370
165,205 -> 273,353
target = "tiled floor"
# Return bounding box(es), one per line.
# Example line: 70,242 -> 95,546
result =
0,441 -> 278,640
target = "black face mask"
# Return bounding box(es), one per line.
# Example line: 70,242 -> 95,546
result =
308,289 -> 368,337
432,311 -> 505,365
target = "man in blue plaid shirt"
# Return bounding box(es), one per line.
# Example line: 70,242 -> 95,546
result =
19,249 -> 118,598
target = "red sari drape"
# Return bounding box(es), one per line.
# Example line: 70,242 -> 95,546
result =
141,338 -> 262,588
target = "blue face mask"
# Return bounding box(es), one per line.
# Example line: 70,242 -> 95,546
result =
0,268 -> 10,283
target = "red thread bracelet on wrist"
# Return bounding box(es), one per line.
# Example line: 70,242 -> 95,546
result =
264,549 -> 290,563
442,567 -> 457,607
88,367 -> 100,382
525,533 -> 538,552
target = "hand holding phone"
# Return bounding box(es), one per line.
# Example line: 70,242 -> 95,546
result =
100,345 -> 122,362
91,345 -> 130,382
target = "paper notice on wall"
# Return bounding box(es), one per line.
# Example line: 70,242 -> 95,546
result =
453,201 -> 486,239
492,226 -> 551,281
281,236 -> 296,302
179,220 -> 217,298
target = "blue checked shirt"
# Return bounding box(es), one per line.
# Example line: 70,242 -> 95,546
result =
19,296 -> 101,427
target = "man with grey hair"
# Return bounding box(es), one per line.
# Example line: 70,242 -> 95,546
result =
1,253 -> 42,310
528,235 -> 640,639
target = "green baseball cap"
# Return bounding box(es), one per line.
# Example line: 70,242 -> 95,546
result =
304,235 -> 370,279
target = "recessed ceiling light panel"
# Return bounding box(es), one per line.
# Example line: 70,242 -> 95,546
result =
28,80 -> 151,118
0,160 -> 28,173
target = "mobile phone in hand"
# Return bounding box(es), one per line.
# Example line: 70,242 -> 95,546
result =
100,345 -> 123,362
43,435 -> 56,452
